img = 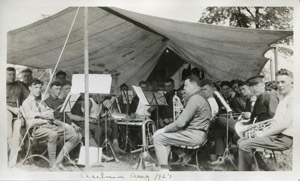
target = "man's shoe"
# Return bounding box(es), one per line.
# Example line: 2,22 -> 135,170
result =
210,157 -> 225,165
181,153 -> 192,164
102,154 -> 113,162
49,163 -> 65,171
153,165 -> 169,171
112,142 -> 126,155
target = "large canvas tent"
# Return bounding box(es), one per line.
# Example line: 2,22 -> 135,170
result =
7,7 -> 292,86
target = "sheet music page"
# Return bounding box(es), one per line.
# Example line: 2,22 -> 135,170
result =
71,74 -> 112,94
144,91 -> 167,105
132,85 -> 149,105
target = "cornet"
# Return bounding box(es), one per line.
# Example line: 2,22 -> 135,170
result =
173,91 -> 183,121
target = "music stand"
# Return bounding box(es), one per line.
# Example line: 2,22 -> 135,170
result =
70,74 -> 113,166
212,91 -> 237,170
131,86 -> 163,169
99,95 -> 119,163
144,92 -> 167,128
59,93 -> 82,169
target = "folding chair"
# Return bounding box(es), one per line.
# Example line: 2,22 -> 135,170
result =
170,117 -> 217,171
19,106 -> 51,166
253,146 -> 293,171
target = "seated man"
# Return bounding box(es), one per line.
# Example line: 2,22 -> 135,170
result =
153,75 -> 211,170
67,94 -> 125,155
6,67 -> 29,167
118,83 -> 130,114
44,81 -> 80,131
22,79 -> 81,170
212,81 -> 253,164
199,79 -> 219,118
159,79 -> 176,128
229,79 -> 247,113
58,81 -> 72,100
129,80 -> 155,117
55,71 -> 67,84
238,69 -> 294,171
19,68 -> 33,90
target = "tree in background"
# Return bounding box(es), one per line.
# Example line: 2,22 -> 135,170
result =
199,7 -> 293,30
199,7 -> 293,80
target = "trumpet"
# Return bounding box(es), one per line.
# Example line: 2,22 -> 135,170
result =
235,119 -> 272,139
173,91 -> 183,121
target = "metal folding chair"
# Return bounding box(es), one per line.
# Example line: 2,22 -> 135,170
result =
19,106 -> 51,166
170,117 -> 217,171
253,146 -> 293,171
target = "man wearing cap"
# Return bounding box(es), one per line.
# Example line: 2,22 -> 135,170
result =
245,75 -> 279,125
238,69 -> 293,171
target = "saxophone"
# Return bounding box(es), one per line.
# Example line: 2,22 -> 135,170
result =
173,91 -> 183,121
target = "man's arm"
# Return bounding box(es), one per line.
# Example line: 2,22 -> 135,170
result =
267,93 -> 279,118
229,97 -> 245,113
21,101 -> 48,128
257,96 -> 292,137
66,112 -> 85,122
18,81 -> 29,101
164,95 -> 200,132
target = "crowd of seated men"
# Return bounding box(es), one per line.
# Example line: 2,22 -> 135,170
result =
6,66 -> 293,172
149,69 -> 293,171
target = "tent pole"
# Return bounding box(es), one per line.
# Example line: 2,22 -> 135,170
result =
84,6 -> 90,168
273,47 -> 278,81
269,59 -> 274,81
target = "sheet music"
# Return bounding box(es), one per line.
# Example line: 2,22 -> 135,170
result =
144,92 -> 167,106
132,85 -> 149,105
122,90 -> 134,104
59,93 -> 81,112
71,74 -> 112,94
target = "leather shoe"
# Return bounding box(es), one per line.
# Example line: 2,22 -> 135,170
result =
113,142 -> 126,155
210,157 -> 225,165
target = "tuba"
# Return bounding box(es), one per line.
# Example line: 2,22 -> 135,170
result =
173,91 -> 183,121
235,119 -> 272,139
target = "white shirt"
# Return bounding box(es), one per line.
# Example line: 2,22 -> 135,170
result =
81,98 -> 101,119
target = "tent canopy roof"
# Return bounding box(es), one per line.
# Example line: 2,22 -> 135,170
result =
7,7 -> 292,85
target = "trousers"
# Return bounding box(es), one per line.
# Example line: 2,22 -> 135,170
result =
153,129 -> 206,166
238,134 -> 293,171
214,116 -> 239,155
32,122 -> 81,165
